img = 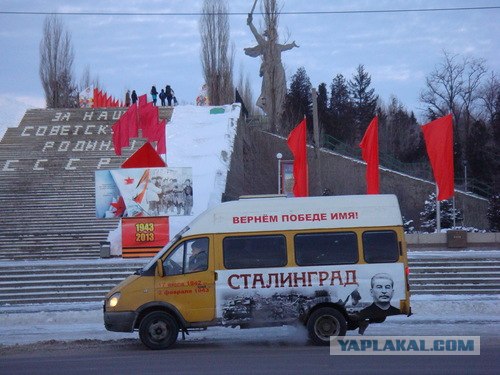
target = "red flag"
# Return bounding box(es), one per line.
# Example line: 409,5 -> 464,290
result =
156,119 -> 167,155
421,114 -> 454,201
140,103 -> 159,139
359,116 -> 380,194
126,103 -> 139,139
287,118 -> 309,197
97,90 -> 103,107
111,121 -> 122,155
93,88 -> 98,108
111,104 -> 140,155
119,115 -> 130,149
138,94 -> 147,108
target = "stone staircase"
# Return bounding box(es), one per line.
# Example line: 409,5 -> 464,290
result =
408,255 -> 500,295
0,107 -> 173,261
0,260 -> 146,305
0,252 -> 498,306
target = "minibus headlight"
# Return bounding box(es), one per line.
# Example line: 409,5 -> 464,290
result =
108,292 -> 121,307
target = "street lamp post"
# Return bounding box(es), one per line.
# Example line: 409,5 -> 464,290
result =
276,153 -> 283,194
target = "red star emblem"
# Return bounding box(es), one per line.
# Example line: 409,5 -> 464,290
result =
124,177 -> 134,185
110,196 -> 126,217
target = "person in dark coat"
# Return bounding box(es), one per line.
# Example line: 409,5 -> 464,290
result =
165,85 -> 174,106
131,90 -> 138,104
125,90 -> 131,107
159,89 -> 166,106
188,239 -> 208,272
150,86 -> 158,106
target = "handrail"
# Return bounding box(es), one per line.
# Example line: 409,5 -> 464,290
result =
321,134 -> 493,197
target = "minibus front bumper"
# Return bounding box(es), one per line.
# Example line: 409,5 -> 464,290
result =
104,309 -> 137,332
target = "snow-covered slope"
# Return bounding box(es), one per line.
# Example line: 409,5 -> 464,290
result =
166,104 -> 241,237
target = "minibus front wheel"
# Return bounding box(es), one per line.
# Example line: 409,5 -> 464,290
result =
139,311 -> 179,350
307,307 -> 346,346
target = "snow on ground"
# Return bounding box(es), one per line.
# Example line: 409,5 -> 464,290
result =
0,249 -> 498,347
0,296 -> 498,347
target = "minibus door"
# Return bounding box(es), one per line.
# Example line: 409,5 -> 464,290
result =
155,237 -> 215,323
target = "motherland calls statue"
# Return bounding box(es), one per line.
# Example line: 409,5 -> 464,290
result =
244,0 -> 298,132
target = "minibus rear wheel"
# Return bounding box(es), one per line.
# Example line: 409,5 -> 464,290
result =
139,311 -> 179,350
307,307 -> 346,346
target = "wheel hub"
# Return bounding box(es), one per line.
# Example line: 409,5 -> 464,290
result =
149,321 -> 168,340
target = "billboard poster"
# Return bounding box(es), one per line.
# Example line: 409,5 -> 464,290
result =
215,263 -> 404,325
79,86 -> 93,108
95,167 -> 193,218
281,160 -> 294,197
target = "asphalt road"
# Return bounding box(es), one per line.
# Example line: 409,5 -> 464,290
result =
1,330 -> 499,375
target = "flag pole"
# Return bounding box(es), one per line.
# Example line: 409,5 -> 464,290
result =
311,88 -> 322,194
452,196 -> 456,228
436,185 -> 441,233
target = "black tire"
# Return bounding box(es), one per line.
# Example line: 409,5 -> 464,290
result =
139,311 -> 179,350
307,307 -> 346,346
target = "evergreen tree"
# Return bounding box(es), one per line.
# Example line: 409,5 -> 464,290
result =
380,96 -> 423,162
329,74 -> 355,144
348,64 -> 378,141
402,216 -> 416,234
420,193 -> 463,232
466,119 -> 494,192
492,92 -> 500,192
282,67 -> 312,134
316,82 -> 330,141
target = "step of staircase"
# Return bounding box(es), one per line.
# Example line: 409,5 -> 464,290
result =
0,254 -> 498,305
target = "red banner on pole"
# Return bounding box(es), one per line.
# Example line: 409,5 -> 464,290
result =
421,114 -> 454,201
359,116 -> 380,194
287,118 -> 309,197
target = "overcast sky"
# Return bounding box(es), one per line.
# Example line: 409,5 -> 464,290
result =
1,0 -> 499,118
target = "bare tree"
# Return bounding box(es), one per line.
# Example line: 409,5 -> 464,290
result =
237,68 -> 255,116
460,56 -> 487,142
199,0 -> 234,105
79,64 -> 101,92
480,72 -> 500,124
39,15 -> 77,108
419,51 -> 465,124
420,51 -> 489,162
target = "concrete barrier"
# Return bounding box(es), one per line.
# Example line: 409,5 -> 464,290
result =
405,232 -> 500,248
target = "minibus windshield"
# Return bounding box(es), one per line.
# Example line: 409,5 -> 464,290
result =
138,226 -> 189,274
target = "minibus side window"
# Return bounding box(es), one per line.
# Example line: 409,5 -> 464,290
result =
163,243 -> 184,276
362,230 -> 399,263
294,232 -> 358,266
163,238 -> 209,275
223,235 -> 286,269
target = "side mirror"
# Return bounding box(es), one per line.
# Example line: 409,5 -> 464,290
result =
156,259 -> 164,277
